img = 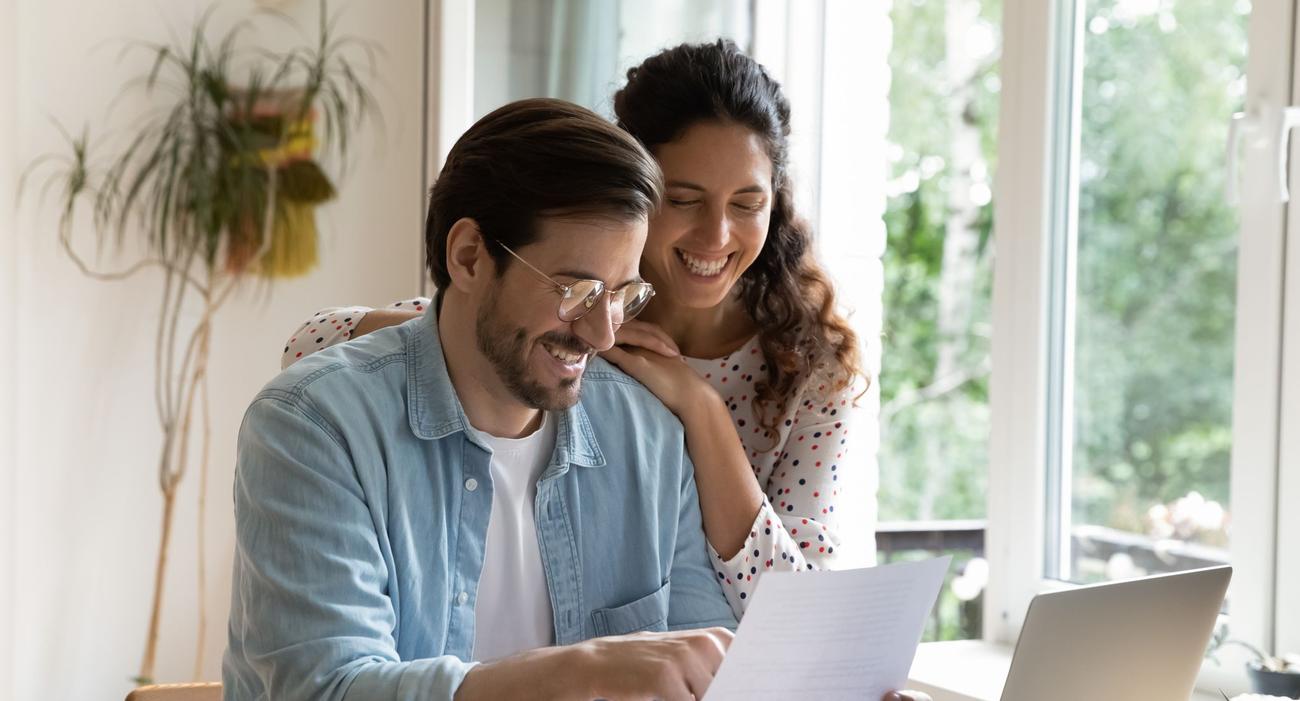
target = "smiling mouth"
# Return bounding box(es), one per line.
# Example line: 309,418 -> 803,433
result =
675,249 -> 732,277
541,341 -> 587,366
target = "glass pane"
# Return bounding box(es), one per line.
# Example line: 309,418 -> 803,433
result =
1061,0 -> 1246,584
473,0 -> 751,119
880,0 -> 1003,641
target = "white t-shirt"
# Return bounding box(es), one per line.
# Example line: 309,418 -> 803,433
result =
469,412 -> 558,661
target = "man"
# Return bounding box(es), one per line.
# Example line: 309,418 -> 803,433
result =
223,98 -> 736,701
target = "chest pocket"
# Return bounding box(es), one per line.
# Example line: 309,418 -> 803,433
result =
590,579 -> 671,636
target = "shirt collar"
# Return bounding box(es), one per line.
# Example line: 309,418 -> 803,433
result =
405,304 -> 606,470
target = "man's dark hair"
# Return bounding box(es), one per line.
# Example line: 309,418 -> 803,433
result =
425,97 -> 663,291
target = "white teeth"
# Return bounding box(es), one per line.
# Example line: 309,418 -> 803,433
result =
676,250 -> 728,277
544,344 -> 584,365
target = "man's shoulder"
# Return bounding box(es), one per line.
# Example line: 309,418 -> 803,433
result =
258,324 -> 411,407
580,356 -> 684,437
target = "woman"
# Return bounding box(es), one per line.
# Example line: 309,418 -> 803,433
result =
283,39 -> 868,618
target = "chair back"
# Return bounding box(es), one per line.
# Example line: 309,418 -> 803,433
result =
125,682 -> 222,701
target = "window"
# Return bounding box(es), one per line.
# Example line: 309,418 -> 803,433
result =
1046,0 -> 1246,585
472,0 -> 751,119
878,0 -> 1004,641
987,0 -> 1300,677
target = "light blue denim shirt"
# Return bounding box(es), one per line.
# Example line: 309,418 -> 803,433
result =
223,307 -> 736,701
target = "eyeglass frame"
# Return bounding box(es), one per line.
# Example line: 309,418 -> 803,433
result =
494,241 -> 655,326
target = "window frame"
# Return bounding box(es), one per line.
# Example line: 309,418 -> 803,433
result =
986,0 -> 1299,669
1276,0 -> 1300,653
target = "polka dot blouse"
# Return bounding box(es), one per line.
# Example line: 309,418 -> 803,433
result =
283,299 -> 860,618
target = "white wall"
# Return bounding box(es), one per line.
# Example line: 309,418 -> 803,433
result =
9,2 -> 425,699
1,0 -> 20,698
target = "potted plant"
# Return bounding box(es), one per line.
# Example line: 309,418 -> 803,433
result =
23,2 -> 377,685
1208,626 -> 1300,697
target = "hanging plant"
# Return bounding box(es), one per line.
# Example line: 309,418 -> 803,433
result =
23,1 -> 379,685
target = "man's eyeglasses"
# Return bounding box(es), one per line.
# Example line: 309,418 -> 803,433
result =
496,242 -> 655,326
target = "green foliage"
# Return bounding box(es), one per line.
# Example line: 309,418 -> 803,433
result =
1070,0 -> 1243,531
879,0 -> 1002,523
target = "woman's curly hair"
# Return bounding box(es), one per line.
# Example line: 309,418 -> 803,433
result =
614,39 -> 866,442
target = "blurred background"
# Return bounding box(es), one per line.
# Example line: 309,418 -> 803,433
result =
3,0 -> 1298,698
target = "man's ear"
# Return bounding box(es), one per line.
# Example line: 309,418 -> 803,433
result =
444,217 -> 493,294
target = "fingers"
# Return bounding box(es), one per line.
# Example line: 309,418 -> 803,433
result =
586,627 -> 734,700
600,345 -> 656,377
599,345 -> 636,371
681,629 -> 732,700
615,320 -> 680,357
883,691 -> 934,701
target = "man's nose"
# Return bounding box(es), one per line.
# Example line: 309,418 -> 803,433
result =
571,294 -> 618,352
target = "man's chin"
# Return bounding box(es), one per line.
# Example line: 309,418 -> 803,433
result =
514,375 -> 582,412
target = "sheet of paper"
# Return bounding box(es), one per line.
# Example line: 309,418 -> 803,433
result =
705,555 -> 952,701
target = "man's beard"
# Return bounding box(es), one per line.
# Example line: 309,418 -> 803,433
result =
475,288 -> 590,411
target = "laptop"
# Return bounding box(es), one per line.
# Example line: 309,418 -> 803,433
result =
999,565 -> 1232,701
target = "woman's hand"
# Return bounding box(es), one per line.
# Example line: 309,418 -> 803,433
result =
601,343 -> 712,416
612,319 -> 682,358
600,320 -> 713,415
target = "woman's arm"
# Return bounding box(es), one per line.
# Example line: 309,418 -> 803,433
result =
693,378 -> 863,616
280,298 -> 429,369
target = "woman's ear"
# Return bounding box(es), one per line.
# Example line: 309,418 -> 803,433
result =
444,217 -> 493,294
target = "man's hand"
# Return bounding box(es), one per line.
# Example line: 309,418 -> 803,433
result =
455,627 -> 734,701
575,627 -> 734,701
883,691 -> 934,701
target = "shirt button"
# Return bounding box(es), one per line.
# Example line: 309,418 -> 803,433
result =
457,591 -> 470,605
464,478 -> 478,492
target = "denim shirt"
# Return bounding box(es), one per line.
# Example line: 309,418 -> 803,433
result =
222,308 -> 736,701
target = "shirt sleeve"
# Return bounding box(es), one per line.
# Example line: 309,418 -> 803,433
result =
707,381 -> 860,617
229,395 -> 476,700
668,452 -> 741,632
281,297 -> 432,370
